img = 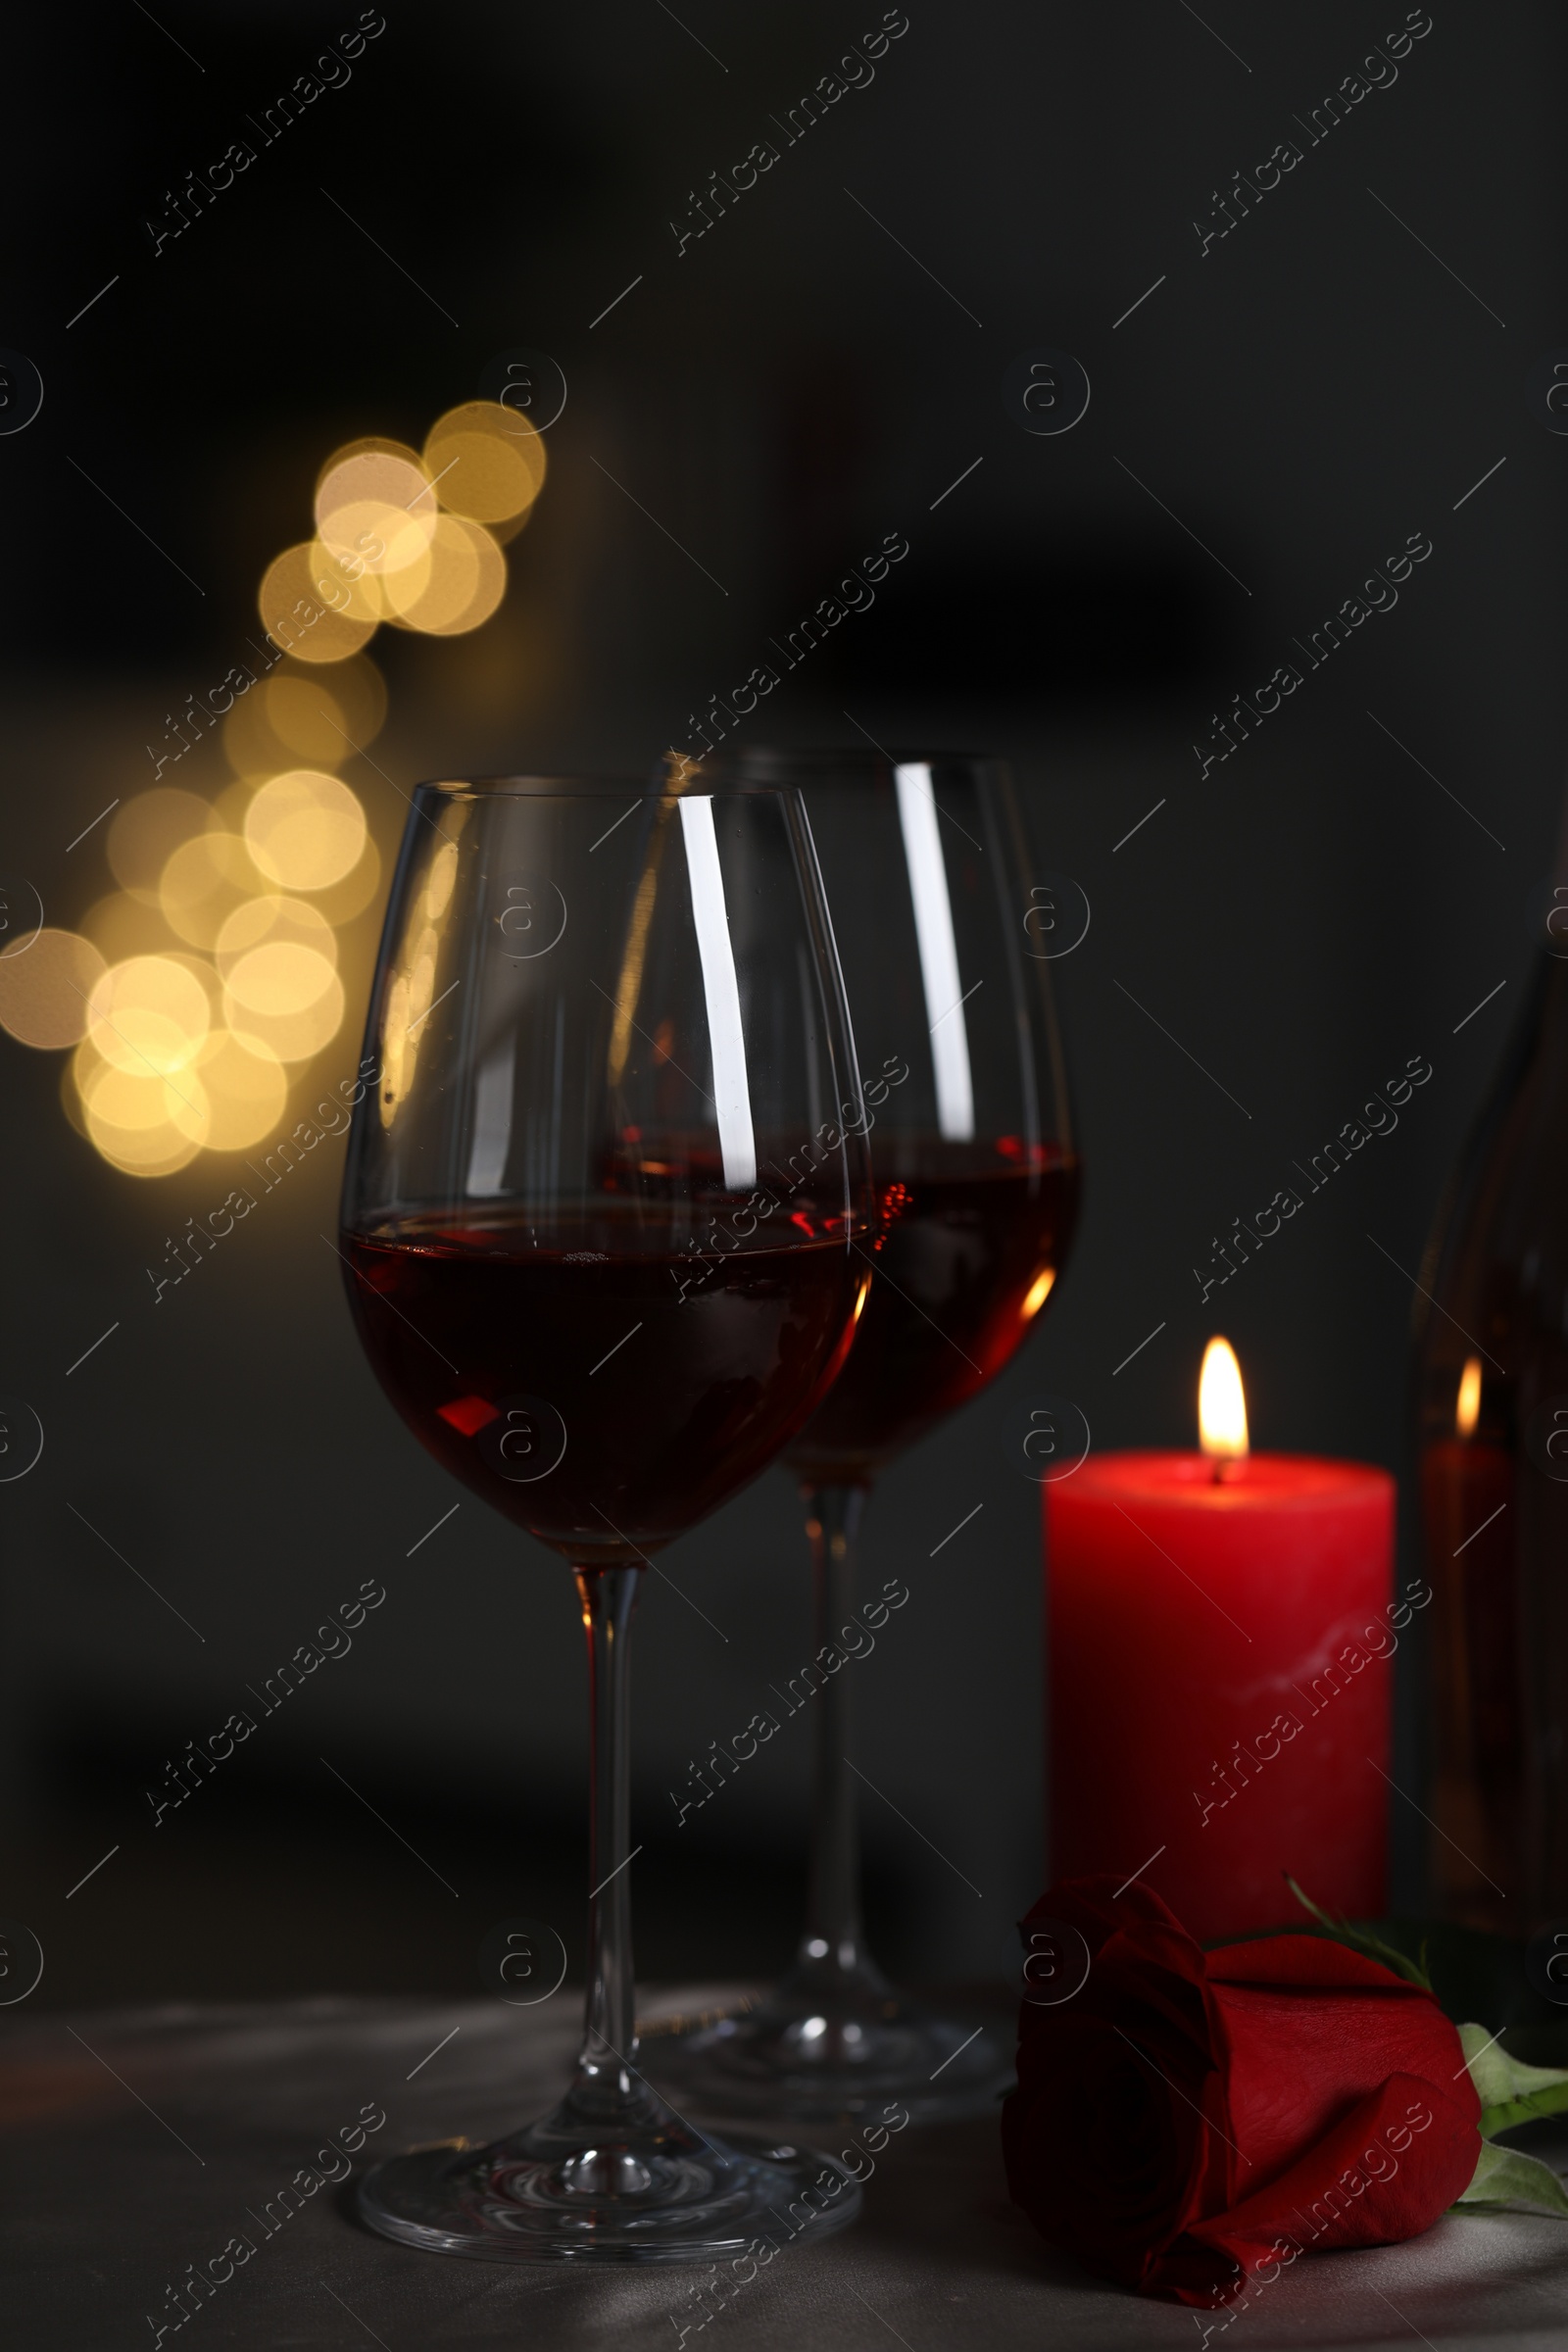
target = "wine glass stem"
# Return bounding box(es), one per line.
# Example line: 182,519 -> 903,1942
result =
799,1484 -> 886,1991
571,1564 -> 644,2114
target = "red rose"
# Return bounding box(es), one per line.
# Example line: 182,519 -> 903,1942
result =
1002,1876 -> 1481,2304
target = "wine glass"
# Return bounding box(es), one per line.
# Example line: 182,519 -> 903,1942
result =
660,748 -> 1080,2122
337,771 -> 876,2261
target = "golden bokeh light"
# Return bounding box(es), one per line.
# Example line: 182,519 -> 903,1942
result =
318,507 -> 434,586
0,928 -> 108,1049
214,778 -> 259,830
59,1053 -> 91,1142
95,1131 -> 205,1177
214,772 -> 380,919
215,893 -> 337,979
348,551 -> 415,624
98,1136 -> 205,1177
54,390 -> 543,1179
225,940 -> 338,1019
310,831 -> 383,926
315,435 -> 424,496
435,518 -> 507,632
244,770 -> 368,891
423,401 -> 547,525
79,891 -> 178,964
87,955 -> 212,1077
170,1029 -> 288,1151
316,446 -> 436,583
224,970 -> 346,1064
159,831 -> 266,950
79,1055 -> 206,1176
73,1035 -> 210,1172
162,950 -> 220,1016
221,655 -> 387,776
108,790 -> 216,903
307,537 -> 390,625
265,671 -> 356,762
259,543 -> 377,664
218,896 -> 340,1043
76,1045 -> 199,1131
385,514 -> 506,635
316,442 -> 430,523
399,517 -> 510,635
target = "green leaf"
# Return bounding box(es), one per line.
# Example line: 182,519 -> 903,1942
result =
1284,1876 -> 1435,1993
1454,2134 -> 1568,2216
1461,2020 -> 1568,2106
1458,2020 -> 1568,2135
1479,2081 -> 1568,2136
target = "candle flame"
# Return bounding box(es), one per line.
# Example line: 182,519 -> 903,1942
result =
1455,1355 -> 1481,1440
1199,1337 -> 1249,1463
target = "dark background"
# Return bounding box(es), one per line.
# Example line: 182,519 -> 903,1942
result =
1,0 -> 1561,2005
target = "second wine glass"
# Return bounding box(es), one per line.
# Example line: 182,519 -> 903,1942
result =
660,748 -> 1080,2122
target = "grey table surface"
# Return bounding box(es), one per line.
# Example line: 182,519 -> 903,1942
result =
5,1990 -> 1568,2351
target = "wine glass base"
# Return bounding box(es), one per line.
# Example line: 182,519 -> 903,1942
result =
356,2123 -> 863,2264
653,1994 -> 1014,2125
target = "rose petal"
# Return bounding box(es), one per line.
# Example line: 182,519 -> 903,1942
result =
1004,2015 -> 1209,2286
1019,1873 -> 1189,1963
1207,1952 -> 1475,2193
1147,2072 -> 1482,2303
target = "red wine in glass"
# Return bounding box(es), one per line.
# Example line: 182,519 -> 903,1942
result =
342,1207 -> 863,1561
338,774 -> 876,2264
788,1150 -> 1081,1482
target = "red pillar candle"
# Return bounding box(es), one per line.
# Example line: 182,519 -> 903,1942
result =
1047,1342 -> 1396,1941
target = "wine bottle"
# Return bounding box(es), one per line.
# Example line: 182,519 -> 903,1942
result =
1415,883 -> 1568,1933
